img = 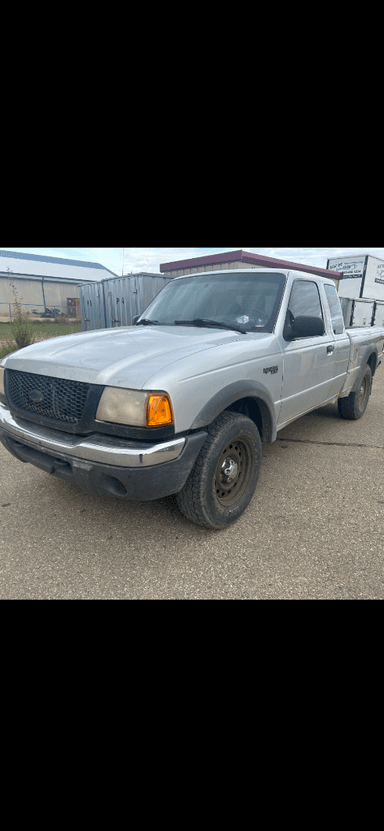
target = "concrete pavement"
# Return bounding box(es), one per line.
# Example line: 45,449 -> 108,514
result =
1,371 -> 384,599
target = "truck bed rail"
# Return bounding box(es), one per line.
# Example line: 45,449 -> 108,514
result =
340,297 -> 384,328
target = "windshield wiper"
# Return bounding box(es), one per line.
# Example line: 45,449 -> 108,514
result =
174,319 -> 247,334
135,319 -> 159,326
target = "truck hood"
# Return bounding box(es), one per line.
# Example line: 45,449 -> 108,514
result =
3,325 -> 272,389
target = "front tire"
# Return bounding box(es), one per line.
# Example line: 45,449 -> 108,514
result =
338,364 -> 372,420
176,411 -> 262,530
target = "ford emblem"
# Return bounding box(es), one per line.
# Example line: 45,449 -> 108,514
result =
28,389 -> 44,404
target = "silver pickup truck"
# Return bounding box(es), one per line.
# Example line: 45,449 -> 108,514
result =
1,268 -> 383,529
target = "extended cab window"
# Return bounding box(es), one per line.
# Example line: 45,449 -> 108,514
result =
284,280 -> 324,340
324,284 -> 345,335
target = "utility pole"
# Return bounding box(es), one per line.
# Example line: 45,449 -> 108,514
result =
122,248 -> 124,277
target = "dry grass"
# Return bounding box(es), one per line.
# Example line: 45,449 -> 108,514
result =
0,320 -> 82,360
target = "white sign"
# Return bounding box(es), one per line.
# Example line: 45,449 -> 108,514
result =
374,263 -> 384,285
328,257 -> 365,278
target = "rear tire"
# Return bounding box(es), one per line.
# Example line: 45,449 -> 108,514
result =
338,364 -> 372,420
176,411 -> 262,530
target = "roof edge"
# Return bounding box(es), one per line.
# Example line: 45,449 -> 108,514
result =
0,250 -> 117,277
160,249 -> 342,280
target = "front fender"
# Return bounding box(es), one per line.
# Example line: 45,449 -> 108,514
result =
190,380 -> 277,442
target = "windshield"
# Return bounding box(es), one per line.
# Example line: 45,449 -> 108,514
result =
137,271 -> 286,333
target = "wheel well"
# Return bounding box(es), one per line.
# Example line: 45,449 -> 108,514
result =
226,396 -> 273,442
367,353 -> 377,376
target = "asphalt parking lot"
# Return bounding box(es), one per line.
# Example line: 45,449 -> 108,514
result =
1,373 -> 384,599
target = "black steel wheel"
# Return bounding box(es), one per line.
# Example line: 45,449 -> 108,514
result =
176,411 -> 262,530
214,437 -> 253,506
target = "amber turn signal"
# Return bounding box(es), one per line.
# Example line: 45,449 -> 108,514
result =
146,393 -> 174,427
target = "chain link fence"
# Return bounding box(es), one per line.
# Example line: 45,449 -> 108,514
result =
0,302 -> 81,322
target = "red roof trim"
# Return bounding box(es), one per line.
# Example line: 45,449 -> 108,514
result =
160,250 -> 342,280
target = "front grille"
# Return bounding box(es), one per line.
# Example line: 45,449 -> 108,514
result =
6,369 -> 90,424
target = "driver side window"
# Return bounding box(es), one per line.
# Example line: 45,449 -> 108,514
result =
284,280 -> 324,339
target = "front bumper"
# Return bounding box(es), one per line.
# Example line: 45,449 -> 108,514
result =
0,402 -> 207,500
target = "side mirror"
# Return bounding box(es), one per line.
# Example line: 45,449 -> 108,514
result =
291,316 -> 325,339
132,315 -> 140,326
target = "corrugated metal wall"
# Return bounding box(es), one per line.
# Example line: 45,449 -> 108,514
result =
79,273 -> 174,332
79,283 -> 106,331
0,275 -> 82,307
104,276 -> 139,329
136,274 -> 174,312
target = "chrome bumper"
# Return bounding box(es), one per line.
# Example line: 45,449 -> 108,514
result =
0,402 -> 185,468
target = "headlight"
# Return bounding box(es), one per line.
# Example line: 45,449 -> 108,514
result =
96,388 -> 174,428
0,367 -> 4,396
96,388 -> 148,426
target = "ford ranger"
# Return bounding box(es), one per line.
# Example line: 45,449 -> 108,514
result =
1,268 -> 383,529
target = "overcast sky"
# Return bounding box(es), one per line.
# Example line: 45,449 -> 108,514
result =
3,247 -> 384,275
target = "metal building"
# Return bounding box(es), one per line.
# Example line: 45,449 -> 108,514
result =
0,250 -> 117,321
79,272 -> 175,331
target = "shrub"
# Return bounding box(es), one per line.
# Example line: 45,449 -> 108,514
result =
8,271 -> 37,350
11,297 -> 36,348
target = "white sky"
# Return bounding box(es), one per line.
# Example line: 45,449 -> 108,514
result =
2,247 -> 384,276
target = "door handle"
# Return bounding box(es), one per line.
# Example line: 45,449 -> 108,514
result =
327,345 -> 335,355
